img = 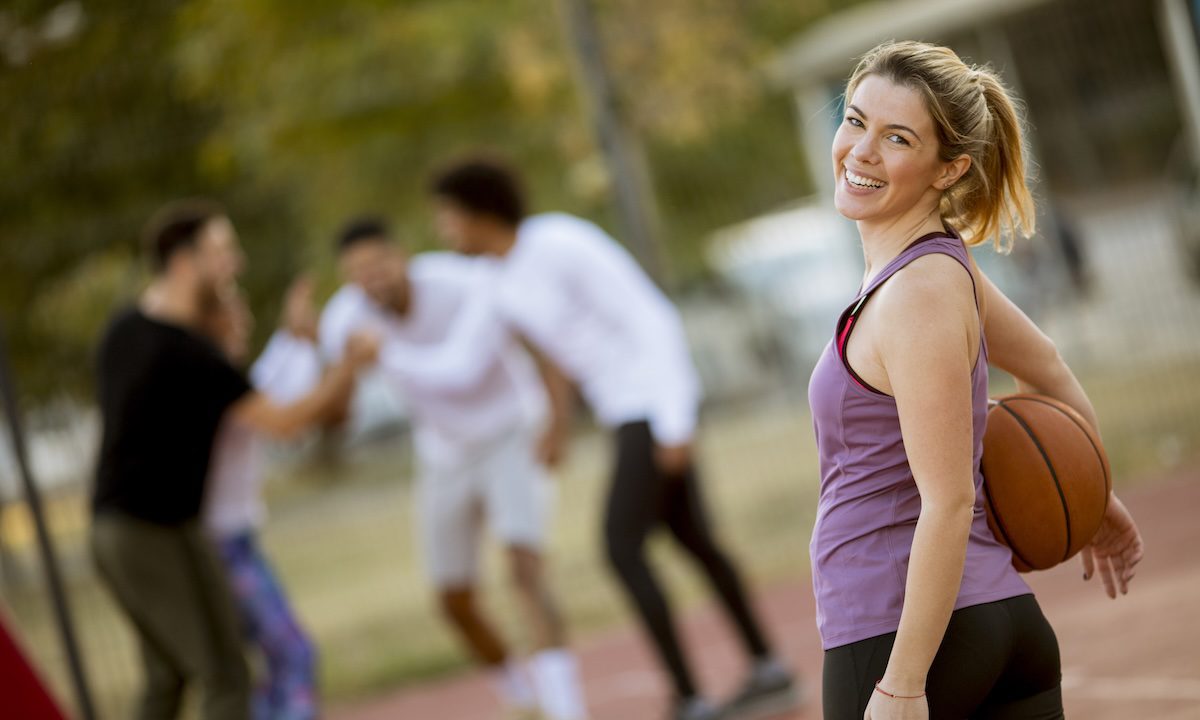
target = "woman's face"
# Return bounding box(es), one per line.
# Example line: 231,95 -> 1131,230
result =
832,74 -> 955,225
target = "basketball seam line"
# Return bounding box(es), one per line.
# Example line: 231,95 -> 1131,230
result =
1017,396 -> 1112,500
998,402 -> 1073,562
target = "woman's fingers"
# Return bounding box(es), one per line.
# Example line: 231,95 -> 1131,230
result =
1110,552 -> 1128,595
1097,554 -> 1117,598
1081,546 -> 1095,581
1121,537 -> 1144,587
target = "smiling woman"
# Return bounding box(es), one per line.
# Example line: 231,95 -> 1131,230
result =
807,41 -> 1145,720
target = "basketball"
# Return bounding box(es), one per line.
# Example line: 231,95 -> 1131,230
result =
981,394 -> 1112,572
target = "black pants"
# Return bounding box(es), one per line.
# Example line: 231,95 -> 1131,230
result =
604,421 -> 770,699
823,594 -> 1063,719
91,514 -> 251,720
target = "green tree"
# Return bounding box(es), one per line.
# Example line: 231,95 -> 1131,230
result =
0,1 -> 306,401
1,0 -> 857,404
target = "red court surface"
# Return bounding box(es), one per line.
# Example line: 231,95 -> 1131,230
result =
332,467 -> 1200,720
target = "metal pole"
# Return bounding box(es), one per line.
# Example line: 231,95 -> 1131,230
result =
557,0 -> 667,284
0,325 -> 97,720
1158,0 -> 1200,169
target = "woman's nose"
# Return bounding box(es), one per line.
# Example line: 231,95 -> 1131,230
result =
851,134 -> 879,164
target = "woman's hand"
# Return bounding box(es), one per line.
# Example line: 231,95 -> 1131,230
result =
1081,494 -> 1144,598
864,686 -> 928,719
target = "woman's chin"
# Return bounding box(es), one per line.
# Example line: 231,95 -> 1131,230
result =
833,195 -> 871,222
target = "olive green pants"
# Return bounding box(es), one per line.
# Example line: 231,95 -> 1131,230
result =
91,513 -> 250,720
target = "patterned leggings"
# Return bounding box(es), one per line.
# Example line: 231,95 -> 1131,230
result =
214,532 -> 318,720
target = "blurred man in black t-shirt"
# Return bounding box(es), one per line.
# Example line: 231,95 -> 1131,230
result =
91,200 -> 375,720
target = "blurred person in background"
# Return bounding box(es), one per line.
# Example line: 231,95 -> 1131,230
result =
392,158 -> 800,720
199,279 -> 335,720
809,41 -> 1143,719
1050,204 -> 1090,298
319,218 -> 587,720
90,200 -> 375,720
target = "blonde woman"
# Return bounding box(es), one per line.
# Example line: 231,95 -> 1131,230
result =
808,42 -> 1144,719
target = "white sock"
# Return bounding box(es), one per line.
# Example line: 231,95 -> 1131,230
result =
529,648 -> 588,720
491,660 -> 537,710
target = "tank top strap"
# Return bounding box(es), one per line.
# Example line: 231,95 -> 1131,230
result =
834,228 -> 984,395
865,230 -> 965,293
846,229 -> 977,313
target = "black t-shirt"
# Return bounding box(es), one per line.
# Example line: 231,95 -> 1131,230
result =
92,308 -> 251,524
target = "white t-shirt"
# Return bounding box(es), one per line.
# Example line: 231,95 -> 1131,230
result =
320,252 -> 547,469
375,214 -> 701,445
504,213 -> 700,444
204,331 -> 322,537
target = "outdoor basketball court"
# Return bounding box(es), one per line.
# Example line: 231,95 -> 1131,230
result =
332,466 -> 1200,720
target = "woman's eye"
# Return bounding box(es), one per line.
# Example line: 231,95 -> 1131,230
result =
887,133 -> 910,146
846,116 -> 864,128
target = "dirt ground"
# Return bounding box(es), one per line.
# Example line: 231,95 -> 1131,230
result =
331,466 -> 1200,720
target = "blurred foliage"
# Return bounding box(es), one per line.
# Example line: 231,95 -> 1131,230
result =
0,0 -> 864,405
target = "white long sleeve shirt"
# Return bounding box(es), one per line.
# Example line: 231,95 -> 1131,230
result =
204,331 -> 323,537
380,213 -> 702,445
321,252 -> 547,470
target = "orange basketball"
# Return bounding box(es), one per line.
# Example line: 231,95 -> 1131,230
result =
981,394 -> 1111,572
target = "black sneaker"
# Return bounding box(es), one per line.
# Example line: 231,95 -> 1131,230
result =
721,658 -> 801,720
672,696 -> 724,720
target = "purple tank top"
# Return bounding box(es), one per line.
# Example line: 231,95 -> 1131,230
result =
807,231 -> 1029,650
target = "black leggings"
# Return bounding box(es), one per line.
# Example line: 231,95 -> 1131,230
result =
823,594 -> 1063,719
604,421 -> 771,699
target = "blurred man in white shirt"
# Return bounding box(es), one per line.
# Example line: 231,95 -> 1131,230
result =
405,159 -> 799,720
320,218 -> 586,720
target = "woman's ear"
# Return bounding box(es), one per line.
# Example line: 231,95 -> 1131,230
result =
937,154 -> 972,190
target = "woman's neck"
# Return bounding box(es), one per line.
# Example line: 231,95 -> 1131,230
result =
857,205 -> 946,287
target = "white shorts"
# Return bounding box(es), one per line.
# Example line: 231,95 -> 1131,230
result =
415,426 -> 553,588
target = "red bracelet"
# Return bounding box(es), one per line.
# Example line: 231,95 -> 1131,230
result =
874,681 -> 925,700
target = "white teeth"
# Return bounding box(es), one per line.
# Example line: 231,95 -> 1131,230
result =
846,169 -> 885,188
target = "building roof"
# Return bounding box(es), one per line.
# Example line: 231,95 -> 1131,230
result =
767,0 -> 1054,87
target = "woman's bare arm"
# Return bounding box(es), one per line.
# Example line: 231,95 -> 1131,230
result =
980,270 -> 1144,597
